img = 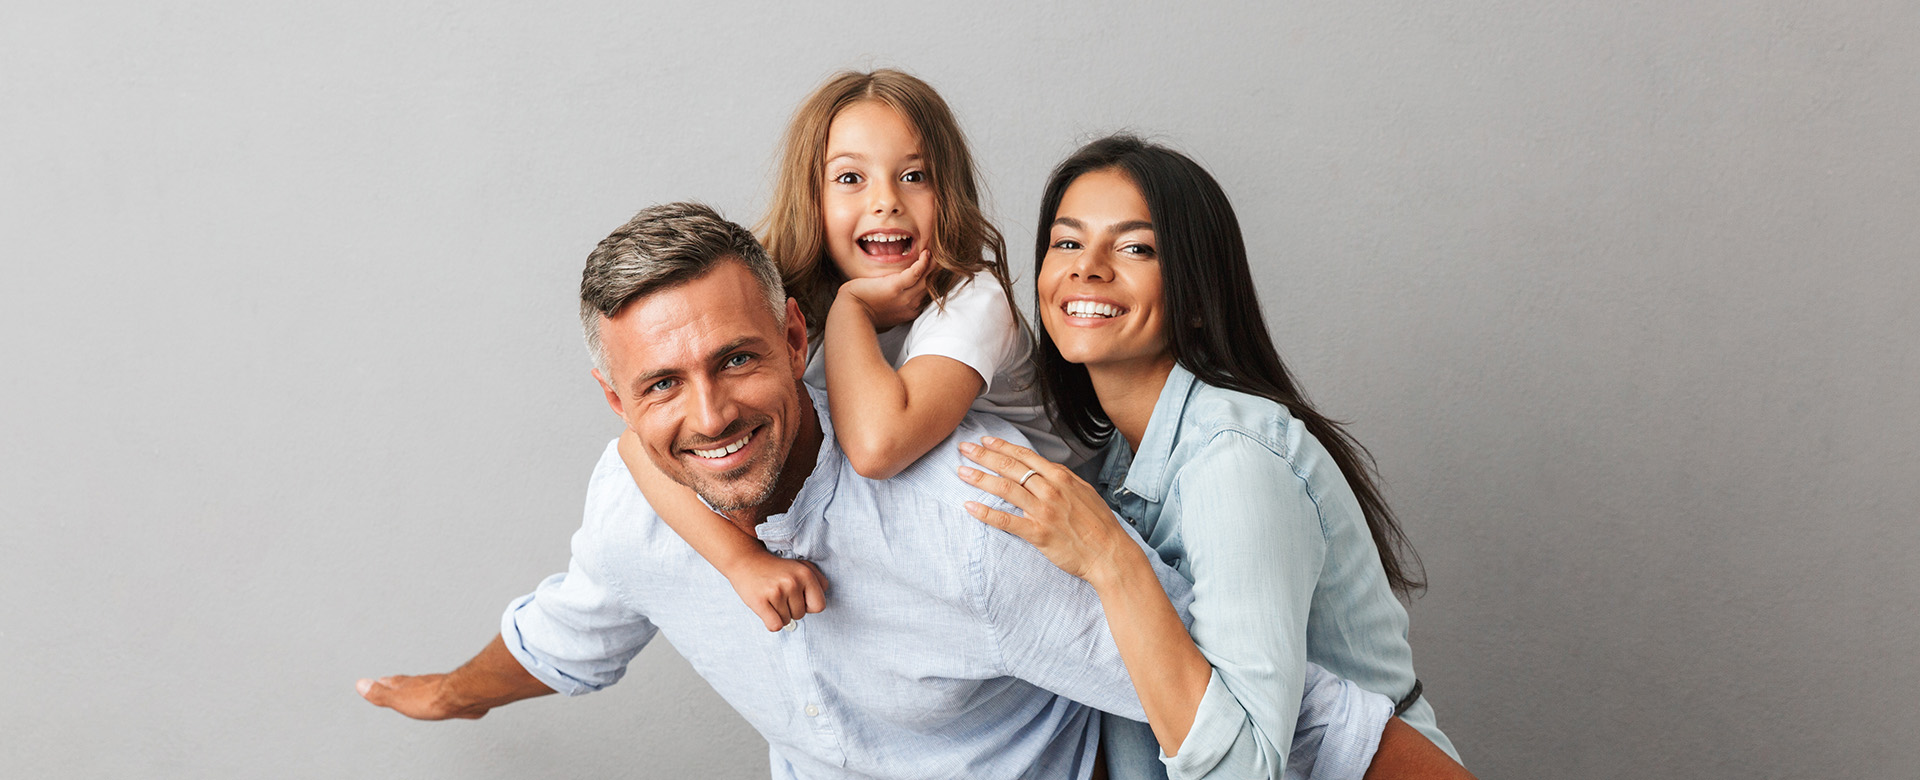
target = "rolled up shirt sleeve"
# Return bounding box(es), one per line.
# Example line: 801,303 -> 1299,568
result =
500,523 -> 658,696
1158,433 -> 1329,780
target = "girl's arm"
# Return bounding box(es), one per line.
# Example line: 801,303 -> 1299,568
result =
826,254 -> 986,479
616,431 -> 827,632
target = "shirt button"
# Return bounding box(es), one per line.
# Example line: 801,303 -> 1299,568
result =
805,704 -> 820,717
782,621 -> 796,632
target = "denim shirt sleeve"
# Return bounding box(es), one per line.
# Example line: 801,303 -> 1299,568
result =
972,508 -> 1195,721
1159,432 -> 1329,780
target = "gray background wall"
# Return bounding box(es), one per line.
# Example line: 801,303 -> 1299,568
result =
4,1 -> 1915,777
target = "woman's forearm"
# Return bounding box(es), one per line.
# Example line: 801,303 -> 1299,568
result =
1088,549 -> 1214,755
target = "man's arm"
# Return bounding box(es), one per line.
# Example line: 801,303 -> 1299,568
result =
357,634 -> 555,720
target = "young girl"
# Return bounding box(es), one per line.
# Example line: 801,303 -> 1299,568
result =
616,69 -> 1072,632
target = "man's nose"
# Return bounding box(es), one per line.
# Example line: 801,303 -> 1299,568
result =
685,379 -> 739,437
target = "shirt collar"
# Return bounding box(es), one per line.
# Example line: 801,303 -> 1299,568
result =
755,384 -> 840,546
1097,363 -> 1195,504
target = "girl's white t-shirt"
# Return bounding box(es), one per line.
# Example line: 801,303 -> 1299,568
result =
802,271 -> 1086,466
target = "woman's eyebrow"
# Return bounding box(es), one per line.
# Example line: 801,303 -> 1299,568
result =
1051,217 -> 1085,230
1108,220 -> 1154,234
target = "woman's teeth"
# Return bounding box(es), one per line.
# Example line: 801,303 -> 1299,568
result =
859,234 -> 912,255
692,432 -> 751,459
1064,301 -> 1123,318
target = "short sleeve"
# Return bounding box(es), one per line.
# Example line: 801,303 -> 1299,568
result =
899,273 -> 1022,395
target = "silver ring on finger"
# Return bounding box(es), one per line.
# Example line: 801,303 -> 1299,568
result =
1018,469 -> 1040,487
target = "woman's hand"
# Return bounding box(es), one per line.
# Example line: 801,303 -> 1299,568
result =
836,252 -> 931,330
957,436 -> 1144,586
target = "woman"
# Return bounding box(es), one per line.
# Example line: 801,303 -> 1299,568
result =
958,135 -> 1459,778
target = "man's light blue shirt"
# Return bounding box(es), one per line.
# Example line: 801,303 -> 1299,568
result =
501,387 -> 1388,779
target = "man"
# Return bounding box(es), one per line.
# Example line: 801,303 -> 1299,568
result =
358,203 -> 1456,779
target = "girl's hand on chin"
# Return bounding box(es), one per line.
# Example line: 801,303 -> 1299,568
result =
837,252 -> 931,330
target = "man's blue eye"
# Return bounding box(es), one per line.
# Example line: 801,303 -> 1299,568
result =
726,354 -> 753,368
649,378 -> 675,393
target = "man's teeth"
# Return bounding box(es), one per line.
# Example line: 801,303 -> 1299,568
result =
692,433 -> 751,459
1065,301 -> 1123,318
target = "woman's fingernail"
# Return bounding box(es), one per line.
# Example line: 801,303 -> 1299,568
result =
964,501 -> 984,517
959,467 -> 977,480
959,442 -> 978,454
983,436 -> 1002,446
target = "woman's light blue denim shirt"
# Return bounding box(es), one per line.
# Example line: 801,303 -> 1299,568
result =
1092,365 -> 1458,779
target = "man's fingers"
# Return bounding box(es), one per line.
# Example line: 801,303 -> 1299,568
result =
356,678 -> 382,703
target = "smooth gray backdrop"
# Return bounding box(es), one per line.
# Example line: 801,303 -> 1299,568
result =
5,1 -> 1915,778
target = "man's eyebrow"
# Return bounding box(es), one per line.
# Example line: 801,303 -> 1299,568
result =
626,337 -> 768,394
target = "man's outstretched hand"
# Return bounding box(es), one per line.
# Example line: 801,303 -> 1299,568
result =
357,674 -> 487,720
358,634 -> 555,720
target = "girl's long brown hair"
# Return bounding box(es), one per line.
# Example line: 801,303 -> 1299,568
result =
760,69 -> 1021,342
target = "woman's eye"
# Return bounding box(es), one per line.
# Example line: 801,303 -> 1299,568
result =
1051,238 -> 1082,250
833,172 -> 863,185
900,170 -> 926,183
1121,243 -> 1157,257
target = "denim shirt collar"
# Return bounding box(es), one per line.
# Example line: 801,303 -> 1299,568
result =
754,384 -> 841,547
1094,363 -> 1196,504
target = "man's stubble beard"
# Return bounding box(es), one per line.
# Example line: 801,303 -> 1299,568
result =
680,419 -> 788,514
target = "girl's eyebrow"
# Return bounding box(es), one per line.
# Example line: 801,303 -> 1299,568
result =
826,152 -> 923,165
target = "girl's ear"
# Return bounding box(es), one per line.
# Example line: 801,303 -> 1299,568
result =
783,297 -> 808,376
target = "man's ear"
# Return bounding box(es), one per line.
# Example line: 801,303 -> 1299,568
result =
783,297 -> 808,376
592,368 -> 626,418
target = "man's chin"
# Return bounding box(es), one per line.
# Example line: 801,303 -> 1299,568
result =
682,466 -> 779,514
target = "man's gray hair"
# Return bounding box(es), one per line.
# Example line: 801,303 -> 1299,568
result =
580,202 -> 786,375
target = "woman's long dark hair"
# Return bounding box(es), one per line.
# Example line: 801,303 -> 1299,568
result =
1034,135 -> 1426,596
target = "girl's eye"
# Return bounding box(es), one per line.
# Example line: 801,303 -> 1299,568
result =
834,171 -> 864,185
900,170 -> 926,183
1051,238 -> 1082,250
